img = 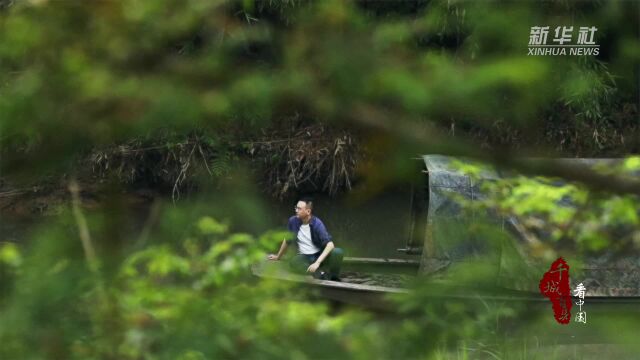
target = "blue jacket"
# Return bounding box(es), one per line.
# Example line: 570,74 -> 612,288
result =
287,215 -> 332,250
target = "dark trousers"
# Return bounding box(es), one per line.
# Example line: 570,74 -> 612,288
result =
289,247 -> 344,280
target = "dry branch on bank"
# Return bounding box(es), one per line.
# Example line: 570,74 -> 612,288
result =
246,124 -> 360,198
82,124 -> 361,199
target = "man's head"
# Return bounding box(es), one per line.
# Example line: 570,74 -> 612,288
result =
295,198 -> 313,221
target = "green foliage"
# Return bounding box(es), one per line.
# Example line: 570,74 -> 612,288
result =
0,213 -> 357,359
456,159 -> 640,258
0,242 -> 22,267
1,0 -> 638,181
197,216 -> 229,235
561,60 -> 617,124
209,151 -> 233,178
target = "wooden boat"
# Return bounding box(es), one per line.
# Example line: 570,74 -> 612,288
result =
251,257 -> 415,311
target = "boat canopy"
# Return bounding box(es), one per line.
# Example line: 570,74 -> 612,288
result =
418,155 -> 639,296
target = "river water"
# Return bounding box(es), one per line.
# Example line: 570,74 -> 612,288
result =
0,183 -> 418,262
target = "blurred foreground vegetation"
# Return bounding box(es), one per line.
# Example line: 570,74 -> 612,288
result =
1,0 -> 639,359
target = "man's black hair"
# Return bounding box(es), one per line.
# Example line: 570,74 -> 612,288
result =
299,197 -> 314,210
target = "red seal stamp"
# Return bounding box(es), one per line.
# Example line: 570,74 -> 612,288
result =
539,257 -> 572,324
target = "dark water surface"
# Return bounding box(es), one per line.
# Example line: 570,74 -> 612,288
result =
1,184 -> 417,262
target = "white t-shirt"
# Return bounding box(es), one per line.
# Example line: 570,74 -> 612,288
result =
297,224 -> 320,254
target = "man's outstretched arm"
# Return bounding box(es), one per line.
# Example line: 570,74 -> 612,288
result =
268,239 -> 288,260
307,241 -> 334,273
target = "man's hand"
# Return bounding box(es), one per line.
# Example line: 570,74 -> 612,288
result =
306,262 -> 320,273
268,240 -> 288,261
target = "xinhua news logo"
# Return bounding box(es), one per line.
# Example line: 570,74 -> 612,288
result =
528,26 -> 599,56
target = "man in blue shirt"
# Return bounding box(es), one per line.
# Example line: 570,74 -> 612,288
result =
268,198 -> 344,281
